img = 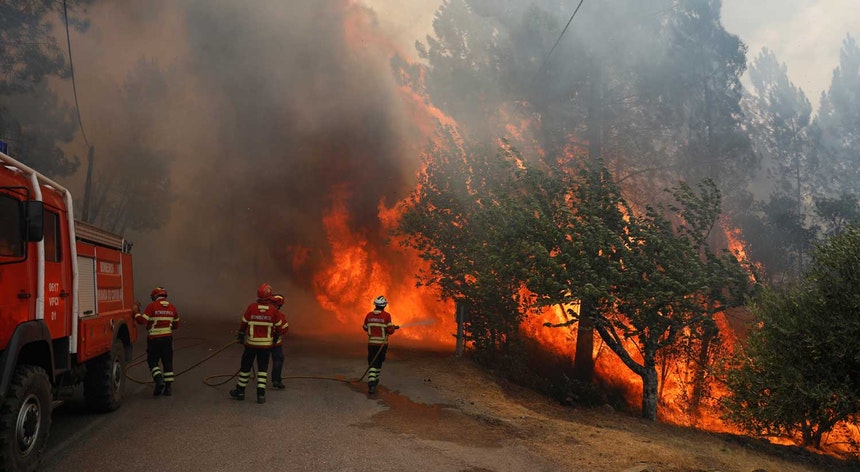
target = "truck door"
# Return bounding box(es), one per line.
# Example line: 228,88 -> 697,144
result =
42,208 -> 72,338
0,190 -> 32,348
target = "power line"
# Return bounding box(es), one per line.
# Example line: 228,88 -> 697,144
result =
535,0 -> 586,79
62,0 -> 90,147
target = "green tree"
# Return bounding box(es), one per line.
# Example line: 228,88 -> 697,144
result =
530,163 -> 751,420
398,130 -> 530,361
737,194 -> 817,285
653,0 -> 754,204
0,0 -> 92,175
742,48 -> 816,280
722,226 -> 860,448
815,35 -> 860,197
814,193 -> 860,238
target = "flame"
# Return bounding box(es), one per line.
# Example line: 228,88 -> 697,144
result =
307,3 -> 859,456
722,217 -> 761,282
281,2 -> 457,348
309,182 -> 455,346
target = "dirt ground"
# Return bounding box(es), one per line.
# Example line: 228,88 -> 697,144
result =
384,348 -> 859,472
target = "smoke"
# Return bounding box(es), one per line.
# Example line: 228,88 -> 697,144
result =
61,0 -> 444,327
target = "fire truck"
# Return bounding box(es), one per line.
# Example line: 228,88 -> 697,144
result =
0,151 -> 137,471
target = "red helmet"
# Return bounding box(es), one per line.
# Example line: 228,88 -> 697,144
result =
150,286 -> 167,301
272,294 -> 285,309
257,283 -> 273,300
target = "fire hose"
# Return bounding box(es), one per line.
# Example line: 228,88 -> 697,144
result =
126,327 -> 400,388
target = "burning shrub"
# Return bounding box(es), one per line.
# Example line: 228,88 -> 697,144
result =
722,226 -> 860,451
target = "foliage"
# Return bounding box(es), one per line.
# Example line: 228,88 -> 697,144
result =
397,130 -> 530,358
740,48 -> 817,281
814,35 -> 860,198
399,129 -> 754,421
722,226 -> 860,448
0,0 -> 92,175
814,193 -> 860,238
737,193 -> 819,286
652,0 -> 754,202
744,48 -> 814,199
527,161 -> 753,420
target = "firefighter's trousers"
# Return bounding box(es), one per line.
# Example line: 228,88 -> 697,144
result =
366,343 -> 388,387
271,345 -> 284,382
236,346 -> 270,392
147,336 -> 174,383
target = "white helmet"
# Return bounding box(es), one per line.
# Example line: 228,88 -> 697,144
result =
373,295 -> 388,308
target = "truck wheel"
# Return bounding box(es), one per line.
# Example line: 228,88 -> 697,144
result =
84,340 -> 126,412
0,365 -> 52,472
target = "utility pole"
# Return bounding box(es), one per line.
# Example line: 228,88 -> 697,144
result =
81,145 -> 94,223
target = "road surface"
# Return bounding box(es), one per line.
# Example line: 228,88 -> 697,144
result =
39,318 -> 560,472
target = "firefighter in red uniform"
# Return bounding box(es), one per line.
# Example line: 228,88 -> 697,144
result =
134,286 -> 180,396
362,295 -> 398,394
230,283 -> 287,404
270,294 -> 287,389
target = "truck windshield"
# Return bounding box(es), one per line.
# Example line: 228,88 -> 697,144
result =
0,193 -> 24,257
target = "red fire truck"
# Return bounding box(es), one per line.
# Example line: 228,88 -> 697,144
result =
0,151 -> 137,471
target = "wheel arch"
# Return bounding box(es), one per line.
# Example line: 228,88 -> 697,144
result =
113,320 -> 133,363
0,321 -> 54,397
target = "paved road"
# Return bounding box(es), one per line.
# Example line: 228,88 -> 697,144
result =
39,319 -> 559,472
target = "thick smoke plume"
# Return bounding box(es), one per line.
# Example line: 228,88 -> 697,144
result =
66,0 -> 444,333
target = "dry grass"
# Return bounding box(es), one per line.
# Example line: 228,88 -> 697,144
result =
396,351 -> 859,472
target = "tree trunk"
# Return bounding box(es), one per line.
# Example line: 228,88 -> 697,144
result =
689,324 -> 716,422
573,302 -> 595,381
572,57 -> 604,382
641,353 -> 659,421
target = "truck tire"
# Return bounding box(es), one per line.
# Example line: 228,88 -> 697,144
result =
84,341 -> 126,413
0,365 -> 52,472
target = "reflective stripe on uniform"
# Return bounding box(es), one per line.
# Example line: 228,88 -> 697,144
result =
237,371 -> 251,388
368,367 -> 380,382
257,371 -> 268,389
148,316 -> 175,336
366,322 -> 389,344
246,321 -> 274,346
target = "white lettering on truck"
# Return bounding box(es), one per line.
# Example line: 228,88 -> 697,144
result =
99,261 -> 115,274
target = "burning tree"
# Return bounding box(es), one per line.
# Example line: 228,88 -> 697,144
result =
399,132 -> 753,421
722,226 -> 860,449
523,161 -> 752,421
398,131 -> 533,365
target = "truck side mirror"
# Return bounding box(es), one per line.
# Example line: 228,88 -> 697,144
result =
24,201 -> 44,242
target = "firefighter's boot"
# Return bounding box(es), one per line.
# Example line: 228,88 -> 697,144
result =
163,382 -> 173,396
153,375 -> 165,396
257,388 -> 266,404
229,387 -> 245,401
272,380 -> 285,390
368,381 -> 377,394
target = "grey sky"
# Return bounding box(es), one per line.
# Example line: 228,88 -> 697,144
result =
721,0 -> 858,109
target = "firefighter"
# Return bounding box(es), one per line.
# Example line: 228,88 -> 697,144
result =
362,295 -> 399,394
270,294 -> 288,390
230,282 -> 287,404
134,286 -> 180,396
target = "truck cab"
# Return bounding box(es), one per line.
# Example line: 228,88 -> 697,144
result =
0,152 -> 137,472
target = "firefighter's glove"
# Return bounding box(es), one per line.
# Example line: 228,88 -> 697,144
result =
236,332 -> 246,344
273,333 -> 280,344
394,325 -> 400,330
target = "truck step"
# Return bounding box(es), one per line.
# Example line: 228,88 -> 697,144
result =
51,400 -> 64,409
